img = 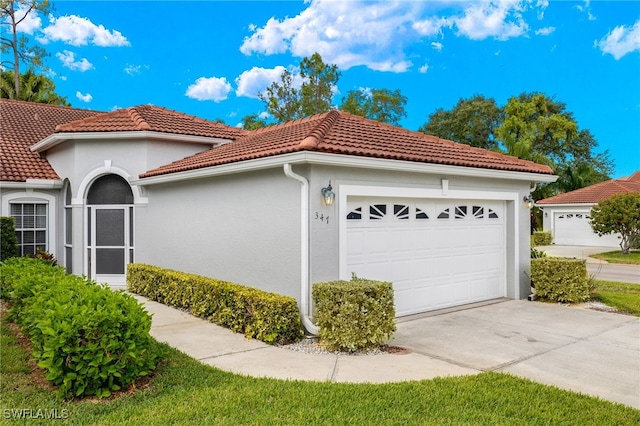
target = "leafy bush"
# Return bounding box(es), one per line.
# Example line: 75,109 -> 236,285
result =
531,248 -> 547,259
531,258 -> 590,303
0,257 -> 159,399
27,248 -> 58,266
590,193 -> 640,254
531,231 -> 552,247
0,216 -> 19,260
0,256 -> 65,303
312,277 -> 396,352
127,264 -> 304,345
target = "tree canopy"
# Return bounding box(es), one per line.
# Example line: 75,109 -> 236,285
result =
1,69 -> 69,105
1,0 -> 51,97
258,53 -> 339,123
340,88 -> 407,125
419,95 -> 502,150
420,92 -> 613,199
249,52 -> 407,128
590,193 -> 640,254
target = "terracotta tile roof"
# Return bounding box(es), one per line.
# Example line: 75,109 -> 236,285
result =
141,110 -> 554,178
0,99 -> 101,181
54,104 -> 248,140
537,171 -> 640,205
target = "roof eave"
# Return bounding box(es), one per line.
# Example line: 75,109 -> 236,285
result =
0,179 -> 63,189
30,131 -> 233,153
536,203 -> 596,208
132,151 -> 558,187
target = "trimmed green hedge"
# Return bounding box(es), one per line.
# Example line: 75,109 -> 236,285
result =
531,257 -> 590,303
313,278 -> 396,352
0,257 -> 159,399
126,264 -> 304,345
0,216 -> 19,260
531,231 -> 552,247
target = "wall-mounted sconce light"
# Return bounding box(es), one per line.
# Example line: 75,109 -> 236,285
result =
321,181 -> 335,206
523,195 -> 534,209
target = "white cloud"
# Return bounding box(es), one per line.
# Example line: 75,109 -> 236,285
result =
185,76 -> 232,102
76,91 -> 93,102
431,42 -> 443,51
418,64 -> 429,73
124,64 -> 141,75
535,26 -> 555,36
596,20 -> 640,60
413,17 -> 450,36
56,50 -> 94,71
240,0 -> 421,72
240,0 -> 548,72
8,3 -> 42,34
38,15 -> 130,47
235,66 -> 287,98
453,0 -> 530,41
575,0 -> 596,21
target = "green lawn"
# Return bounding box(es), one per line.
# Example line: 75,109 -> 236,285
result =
590,250 -> 640,265
1,318 -> 639,425
592,280 -> 640,316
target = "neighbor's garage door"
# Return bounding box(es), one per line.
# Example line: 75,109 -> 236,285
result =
554,212 -> 619,246
346,198 -> 506,317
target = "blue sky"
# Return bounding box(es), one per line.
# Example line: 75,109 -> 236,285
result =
7,0 -> 640,178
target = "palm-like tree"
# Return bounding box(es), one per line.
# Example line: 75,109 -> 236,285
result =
1,69 -> 69,105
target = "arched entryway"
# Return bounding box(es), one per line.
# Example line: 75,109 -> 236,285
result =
86,174 -> 134,284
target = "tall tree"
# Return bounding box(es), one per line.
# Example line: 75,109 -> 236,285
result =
419,95 -> 502,149
340,88 -> 407,125
299,52 -> 340,117
259,53 -> 339,123
590,193 -> 640,254
258,68 -> 301,123
1,68 -> 69,105
241,113 -> 268,130
1,0 -> 51,97
496,93 -> 577,164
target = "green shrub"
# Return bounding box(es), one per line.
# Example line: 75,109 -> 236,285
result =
531,258 -> 590,303
531,231 -> 552,247
0,258 -> 159,399
0,256 -> 65,304
0,216 -> 19,260
531,248 -> 547,259
312,278 -> 396,352
127,264 -> 304,345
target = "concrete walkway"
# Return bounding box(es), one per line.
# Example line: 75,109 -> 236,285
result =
135,295 -> 640,409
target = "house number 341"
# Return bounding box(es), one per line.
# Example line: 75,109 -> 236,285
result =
314,212 -> 329,224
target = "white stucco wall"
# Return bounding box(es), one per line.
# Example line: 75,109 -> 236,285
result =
135,168 -> 302,300
36,136 -> 216,277
540,205 -> 621,247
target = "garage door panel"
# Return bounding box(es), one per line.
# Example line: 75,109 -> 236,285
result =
347,198 -> 506,317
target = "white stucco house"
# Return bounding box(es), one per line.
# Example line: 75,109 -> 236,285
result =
537,172 -> 640,247
1,99 -> 556,329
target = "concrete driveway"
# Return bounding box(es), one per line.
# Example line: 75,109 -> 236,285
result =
537,245 -> 640,284
392,300 -> 640,409
140,293 -> 640,409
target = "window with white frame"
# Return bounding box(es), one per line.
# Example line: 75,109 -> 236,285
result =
10,203 -> 48,256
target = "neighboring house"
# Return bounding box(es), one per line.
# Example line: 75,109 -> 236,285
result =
1,99 -> 555,329
537,172 -> 640,247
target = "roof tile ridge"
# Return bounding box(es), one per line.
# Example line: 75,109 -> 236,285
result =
54,114 -> 102,132
0,98 -> 103,114
299,110 -> 339,149
127,107 -> 152,130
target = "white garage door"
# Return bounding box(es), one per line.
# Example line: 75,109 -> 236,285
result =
346,198 -> 506,317
554,212 -> 620,247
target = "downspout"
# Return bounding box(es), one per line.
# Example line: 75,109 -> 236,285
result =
283,163 -> 319,335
